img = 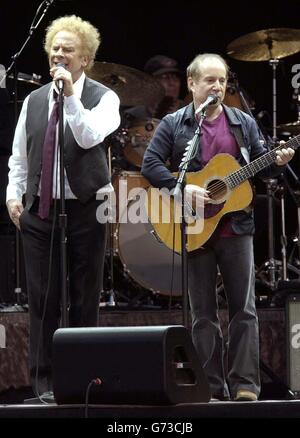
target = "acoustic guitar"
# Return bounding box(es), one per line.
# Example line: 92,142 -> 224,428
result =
146,135 -> 299,253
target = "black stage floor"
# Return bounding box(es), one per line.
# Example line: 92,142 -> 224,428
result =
0,399 -> 300,419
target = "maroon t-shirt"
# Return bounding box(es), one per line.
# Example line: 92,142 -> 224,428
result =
201,110 -> 240,237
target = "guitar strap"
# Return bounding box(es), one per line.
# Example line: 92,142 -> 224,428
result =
225,107 -> 252,213
226,106 -> 250,164
232,127 -> 250,164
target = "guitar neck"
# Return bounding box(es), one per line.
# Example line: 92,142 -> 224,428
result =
226,134 -> 300,188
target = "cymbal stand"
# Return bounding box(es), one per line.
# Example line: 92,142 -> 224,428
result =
269,58 -> 280,142
278,180 -> 288,281
105,146 -> 116,306
233,75 -> 267,143
103,145 -> 133,307
256,58 -> 284,290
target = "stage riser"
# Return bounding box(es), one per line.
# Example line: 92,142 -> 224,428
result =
0,309 -> 286,393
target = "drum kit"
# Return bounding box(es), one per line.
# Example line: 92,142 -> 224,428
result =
89,62 -> 183,304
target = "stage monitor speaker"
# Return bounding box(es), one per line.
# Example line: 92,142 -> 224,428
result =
52,325 -> 211,405
286,295 -> 300,396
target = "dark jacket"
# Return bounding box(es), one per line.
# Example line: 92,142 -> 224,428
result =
141,103 -> 283,235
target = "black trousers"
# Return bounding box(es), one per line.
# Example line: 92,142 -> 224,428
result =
20,197 -> 107,394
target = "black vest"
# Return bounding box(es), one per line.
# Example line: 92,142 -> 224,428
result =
25,77 -> 111,209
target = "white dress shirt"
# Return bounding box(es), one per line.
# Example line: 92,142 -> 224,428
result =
6,72 -> 120,202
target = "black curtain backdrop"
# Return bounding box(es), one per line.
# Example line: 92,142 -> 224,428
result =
1,0 -> 300,124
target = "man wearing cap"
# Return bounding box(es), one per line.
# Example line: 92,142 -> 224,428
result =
126,55 -> 185,119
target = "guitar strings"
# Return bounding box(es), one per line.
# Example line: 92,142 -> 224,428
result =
199,139 -> 298,198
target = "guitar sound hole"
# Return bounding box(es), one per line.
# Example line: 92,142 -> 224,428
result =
207,179 -> 227,201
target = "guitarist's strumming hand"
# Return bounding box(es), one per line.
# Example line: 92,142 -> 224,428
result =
275,142 -> 295,166
185,184 -> 211,212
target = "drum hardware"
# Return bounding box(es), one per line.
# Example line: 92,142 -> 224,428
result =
101,147 -> 121,307
89,61 -> 165,108
122,118 -> 160,168
278,87 -> 300,136
227,28 -> 300,296
109,117 -> 161,169
255,179 -> 284,291
224,74 -> 256,113
284,179 -> 300,278
277,121 -> 300,136
8,72 -> 42,87
255,175 -> 300,297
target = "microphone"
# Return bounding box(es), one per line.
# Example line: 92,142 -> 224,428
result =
195,94 -> 219,115
56,62 -> 65,91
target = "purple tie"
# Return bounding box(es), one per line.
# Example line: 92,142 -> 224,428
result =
38,99 -> 59,219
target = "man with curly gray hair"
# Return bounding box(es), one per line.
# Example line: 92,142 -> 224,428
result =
6,15 -> 120,401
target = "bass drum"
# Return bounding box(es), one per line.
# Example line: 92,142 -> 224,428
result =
116,186 -> 182,297
123,118 -> 160,168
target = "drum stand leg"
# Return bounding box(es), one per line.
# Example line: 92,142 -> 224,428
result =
285,186 -> 300,278
256,179 -> 282,293
101,146 -> 118,307
105,222 -> 116,306
256,177 -> 300,303
275,178 -> 300,278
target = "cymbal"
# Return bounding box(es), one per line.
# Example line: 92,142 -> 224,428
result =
8,72 -> 42,86
88,61 -> 165,106
227,28 -> 300,61
277,120 -> 300,135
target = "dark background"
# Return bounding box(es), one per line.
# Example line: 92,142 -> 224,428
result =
1,0 -> 300,123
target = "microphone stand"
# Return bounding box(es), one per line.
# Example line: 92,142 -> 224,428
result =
57,86 -> 68,327
0,0 -> 56,307
0,1 -> 55,88
173,111 -> 206,328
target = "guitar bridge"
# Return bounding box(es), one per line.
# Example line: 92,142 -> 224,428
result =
150,229 -> 163,244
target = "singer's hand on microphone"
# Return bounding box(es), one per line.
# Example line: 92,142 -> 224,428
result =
50,65 -> 74,97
